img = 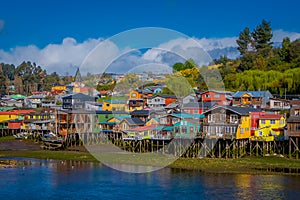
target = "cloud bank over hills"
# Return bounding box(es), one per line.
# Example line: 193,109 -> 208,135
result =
0,29 -> 299,75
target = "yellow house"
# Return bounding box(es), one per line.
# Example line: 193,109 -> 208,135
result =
128,89 -> 153,111
236,115 -> 251,139
0,110 -> 36,122
129,90 -> 142,99
146,118 -> 159,126
241,93 -> 252,105
253,114 -> 285,141
51,85 -> 66,92
102,100 -> 127,111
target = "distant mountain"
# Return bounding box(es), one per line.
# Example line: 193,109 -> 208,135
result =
208,47 -> 240,60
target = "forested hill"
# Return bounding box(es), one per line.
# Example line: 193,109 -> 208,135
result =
173,20 -> 300,96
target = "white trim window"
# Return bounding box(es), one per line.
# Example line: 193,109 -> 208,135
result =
230,114 -> 238,123
208,114 -> 216,123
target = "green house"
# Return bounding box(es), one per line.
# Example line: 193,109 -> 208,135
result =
173,119 -> 200,138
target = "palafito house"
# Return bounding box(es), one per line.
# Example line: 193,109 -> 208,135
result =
0,110 -> 36,122
201,106 -> 259,139
173,118 -> 200,138
128,89 -> 153,111
251,112 -> 285,141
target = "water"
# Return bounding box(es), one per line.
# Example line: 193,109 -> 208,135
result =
0,158 -> 300,200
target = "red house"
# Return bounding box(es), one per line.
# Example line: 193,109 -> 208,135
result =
200,90 -> 232,106
182,102 -> 216,114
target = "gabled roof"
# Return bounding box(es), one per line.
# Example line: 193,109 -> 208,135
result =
232,90 -> 273,98
0,109 -> 36,115
148,94 -> 177,99
165,103 -> 180,109
200,90 -> 233,95
128,124 -> 158,131
62,93 -> 94,100
121,117 -> 145,125
130,109 -> 150,116
183,102 -> 216,109
95,110 -> 112,114
259,114 -> 283,119
135,89 -> 153,94
169,113 -> 203,119
204,105 -> 260,115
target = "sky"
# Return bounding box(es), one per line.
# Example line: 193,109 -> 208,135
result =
0,0 -> 300,75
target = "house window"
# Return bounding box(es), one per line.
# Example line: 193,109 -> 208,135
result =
258,131 -> 262,136
190,127 -> 194,134
295,110 -> 300,116
240,128 -> 244,134
274,102 -> 281,107
208,114 -> 215,123
131,93 -> 136,98
205,94 -> 210,98
261,120 -> 266,124
214,94 -> 220,98
280,119 -> 284,125
181,126 -> 187,134
230,115 -> 238,123
220,114 -> 226,122
270,120 -> 275,124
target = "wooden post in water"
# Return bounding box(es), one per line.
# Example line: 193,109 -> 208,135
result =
218,140 -> 221,158
296,137 -> 299,160
256,141 -> 258,157
151,140 -> 153,153
249,140 -> 252,157
289,137 -> 292,158
225,140 -> 228,159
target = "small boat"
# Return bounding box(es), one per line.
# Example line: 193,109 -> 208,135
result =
41,133 -> 65,150
13,132 -> 31,140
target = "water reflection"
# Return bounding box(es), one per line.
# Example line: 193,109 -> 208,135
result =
0,158 -> 300,199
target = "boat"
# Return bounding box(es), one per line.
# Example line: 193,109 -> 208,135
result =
13,132 -> 31,140
41,133 -> 65,150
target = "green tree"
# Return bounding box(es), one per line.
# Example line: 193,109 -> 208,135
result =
252,20 -> 273,55
173,59 -> 197,72
289,39 -> 300,61
279,37 -> 291,62
236,27 -> 252,55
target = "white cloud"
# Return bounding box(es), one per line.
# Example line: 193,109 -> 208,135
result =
0,20 -> 4,31
142,37 -> 238,66
0,29 -> 299,75
272,29 -> 300,43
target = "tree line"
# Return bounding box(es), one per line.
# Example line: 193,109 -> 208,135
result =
0,61 -> 72,96
172,20 -> 300,96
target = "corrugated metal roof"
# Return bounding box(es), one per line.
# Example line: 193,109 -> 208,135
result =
130,110 -> 150,115
232,90 -> 273,98
204,105 -> 260,115
122,117 -> 145,125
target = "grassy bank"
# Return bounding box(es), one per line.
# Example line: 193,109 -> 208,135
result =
1,136 -> 300,174
1,149 -> 300,174
0,150 -> 97,162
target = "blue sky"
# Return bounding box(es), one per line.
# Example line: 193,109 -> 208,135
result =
0,0 -> 300,74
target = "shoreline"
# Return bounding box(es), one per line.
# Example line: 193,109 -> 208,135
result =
1,138 -> 300,175
1,149 -> 300,175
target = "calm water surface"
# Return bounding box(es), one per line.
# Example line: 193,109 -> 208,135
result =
0,158 -> 299,200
